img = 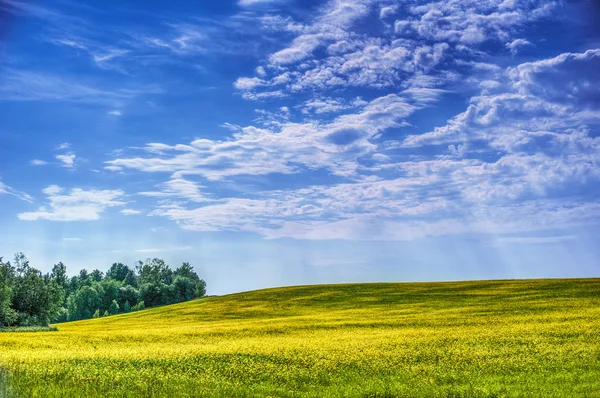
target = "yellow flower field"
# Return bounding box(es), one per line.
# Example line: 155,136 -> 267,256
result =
1,279 -> 599,397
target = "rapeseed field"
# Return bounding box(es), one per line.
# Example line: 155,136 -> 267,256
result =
0,279 -> 599,397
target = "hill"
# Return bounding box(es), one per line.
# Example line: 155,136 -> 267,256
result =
1,279 -> 599,397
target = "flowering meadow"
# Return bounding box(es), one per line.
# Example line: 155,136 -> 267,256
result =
0,279 -> 599,397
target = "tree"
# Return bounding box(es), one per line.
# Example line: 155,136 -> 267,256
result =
13,252 -> 30,276
140,283 -> 167,307
106,263 -> 132,282
90,269 -> 104,282
0,258 -> 17,327
0,253 -> 206,325
194,279 -> 207,298
12,264 -> 63,326
174,262 -> 200,282
118,285 -> 139,309
137,258 -> 173,285
50,262 -> 68,307
123,270 -> 137,288
173,276 -> 194,303
79,269 -> 89,282
50,262 -> 68,291
100,279 -> 120,313
108,300 -> 119,315
67,285 -> 102,321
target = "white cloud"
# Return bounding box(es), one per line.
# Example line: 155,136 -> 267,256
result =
234,77 -> 266,90
121,209 -> 142,216
147,176 -> 600,240
30,159 -> 48,166
238,0 -> 285,6
56,154 -> 76,168
140,178 -> 209,203
0,69 -> 161,103
134,246 -> 192,253
301,96 -> 370,114
492,235 -> 577,245
506,38 -> 532,55
63,237 -> 83,242
0,179 -> 33,202
234,0 -> 559,98
107,110 -> 122,116
106,93 -> 422,180
104,45 -> 600,240
18,186 -> 126,221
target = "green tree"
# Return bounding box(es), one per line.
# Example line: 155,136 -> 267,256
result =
13,252 -> 30,276
0,258 -> 17,327
118,285 -> 139,309
107,263 -> 132,282
50,262 -> 68,291
100,279 -> 120,313
131,301 -> 145,311
123,270 -> 137,287
174,262 -> 200,282
50,262 -> 68,308
108,300 -> 119,315
173,276 -> 195,303
93,309 -> 100,318
123,301 -> 131,313
67,285 -> 102,321
11,256 -> 63,326
90,269 -> 104,282
140,283 -> 168,307
137,258 -> 173,285
194,279 -> 207,298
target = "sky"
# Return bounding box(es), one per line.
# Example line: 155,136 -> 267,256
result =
0,0 -> 599,295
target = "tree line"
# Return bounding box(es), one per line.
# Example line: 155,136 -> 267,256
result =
0,253 -> 206,327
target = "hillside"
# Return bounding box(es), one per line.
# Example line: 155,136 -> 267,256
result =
1,279 -> 599,397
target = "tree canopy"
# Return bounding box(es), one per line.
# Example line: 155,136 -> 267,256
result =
0,254 -> 206,327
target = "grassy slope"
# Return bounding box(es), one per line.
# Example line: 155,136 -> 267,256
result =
0,279 -> 599,397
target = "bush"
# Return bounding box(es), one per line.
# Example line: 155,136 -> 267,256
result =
131,301 -> 145,311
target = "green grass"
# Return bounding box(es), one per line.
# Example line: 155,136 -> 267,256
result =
0,326 -> 58,333
0,279 -> 599,397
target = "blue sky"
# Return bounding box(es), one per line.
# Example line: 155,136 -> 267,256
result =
1,0 -> 599,294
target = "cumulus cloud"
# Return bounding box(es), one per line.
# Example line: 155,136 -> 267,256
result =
106,46 -> 600,240
402,49 -> 600,149
506,38 -> 532,55
234,0 -> 559,98
18,186 -> 126,221
106,93 -> 424,180
56,154 -> 76,168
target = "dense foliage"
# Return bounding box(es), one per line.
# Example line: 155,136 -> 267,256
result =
0,253 -> 206,327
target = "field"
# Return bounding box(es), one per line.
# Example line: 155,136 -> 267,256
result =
0,279 -> 599,397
